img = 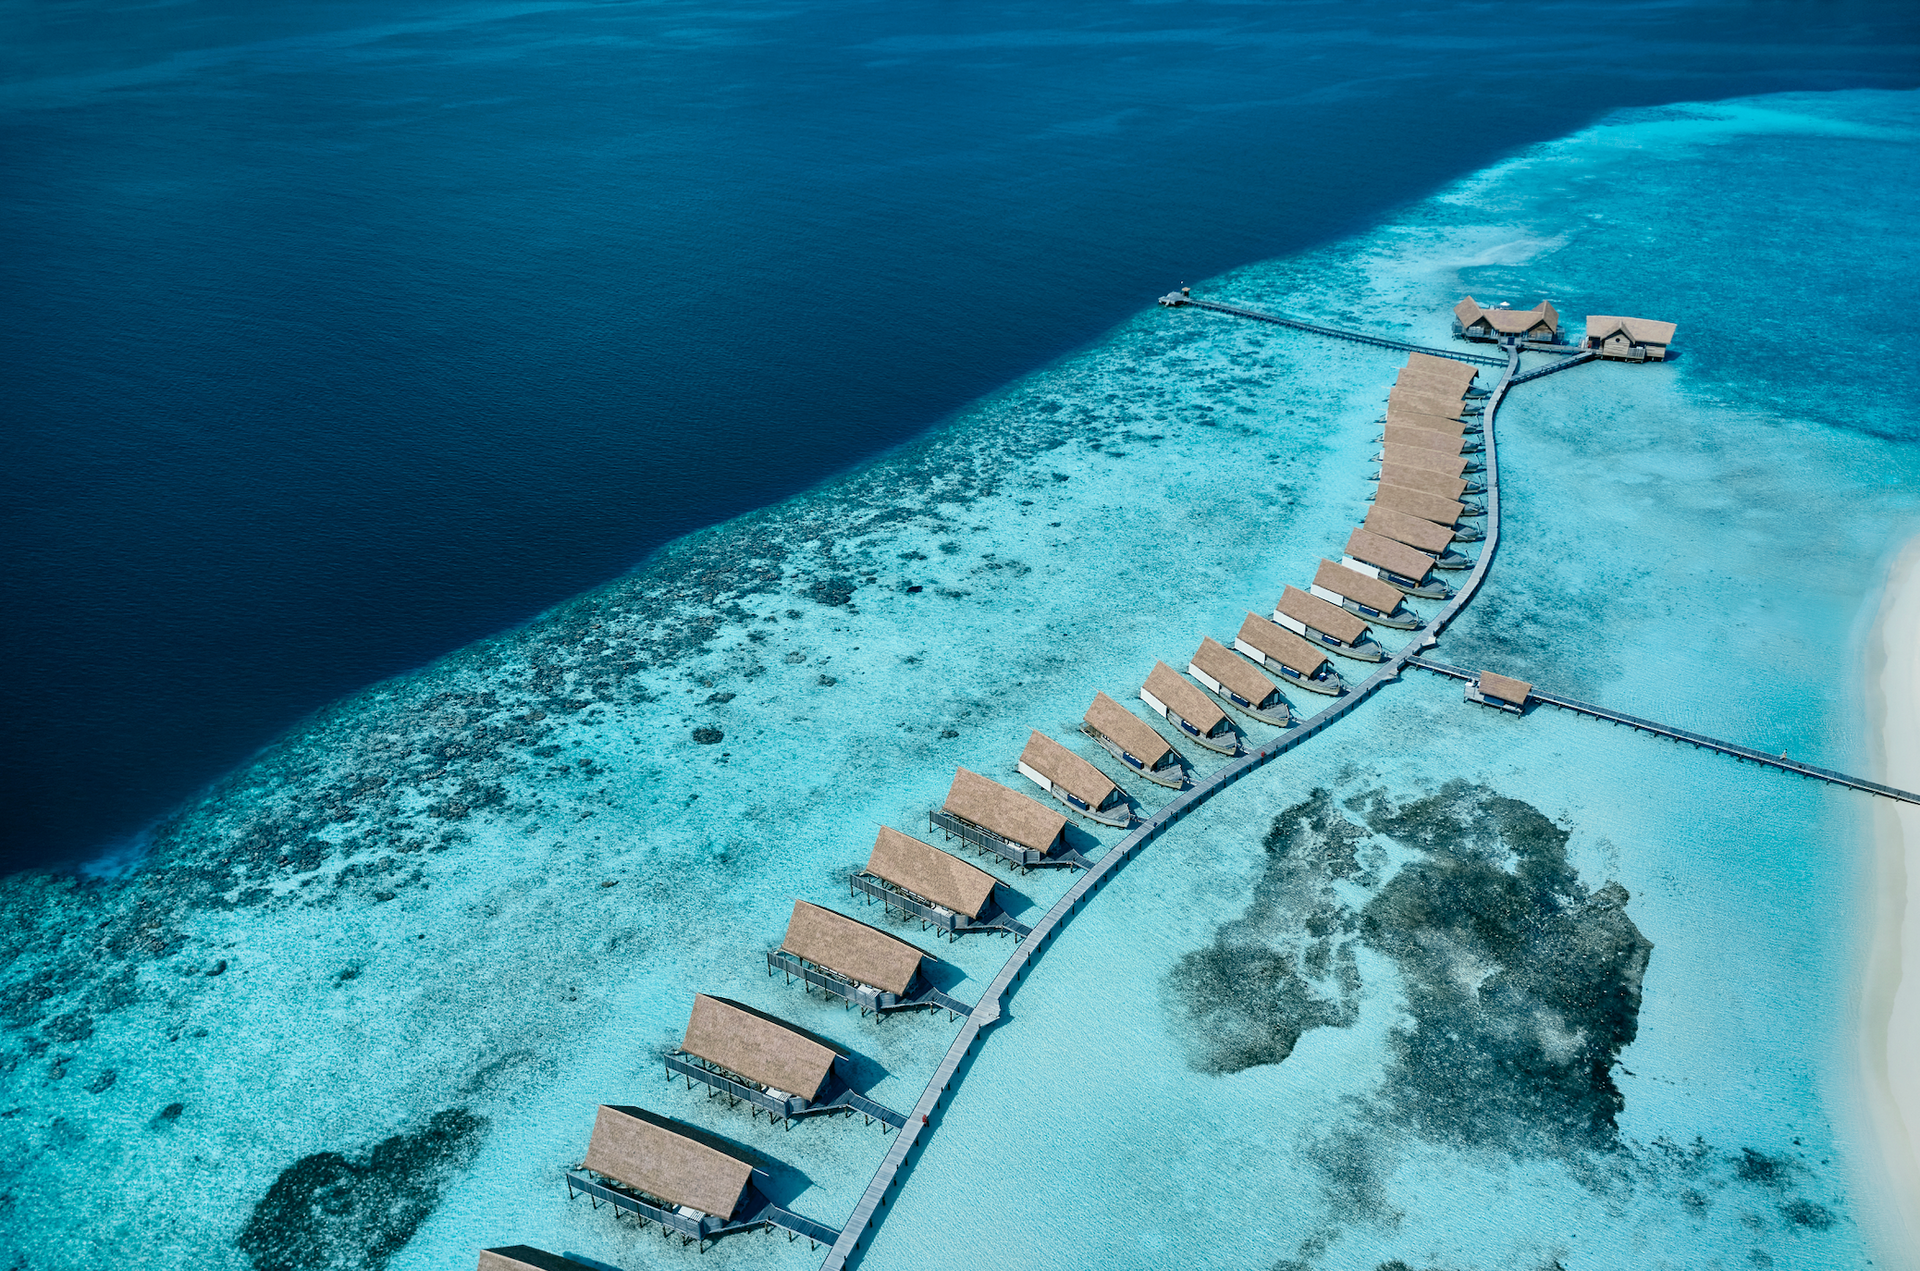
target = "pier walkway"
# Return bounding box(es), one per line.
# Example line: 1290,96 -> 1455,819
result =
1509,349 -> 1598,385
816,337 -> 1526,1271
1406,656 -> 1920,806
1162,293 -> 1506,367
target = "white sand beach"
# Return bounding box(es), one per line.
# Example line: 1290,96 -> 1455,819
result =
1863,536 -> 1920,1269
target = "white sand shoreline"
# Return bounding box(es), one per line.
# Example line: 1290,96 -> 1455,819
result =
1861,535 -> 1920,1269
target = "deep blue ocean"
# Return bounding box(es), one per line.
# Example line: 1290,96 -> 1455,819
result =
6,0 -> 1919,871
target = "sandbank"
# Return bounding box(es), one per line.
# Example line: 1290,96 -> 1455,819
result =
1861,534 -> 1920,1269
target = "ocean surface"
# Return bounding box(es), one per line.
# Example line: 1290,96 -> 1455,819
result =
2,82 -> 1918,1270
6,0 -> 1920,871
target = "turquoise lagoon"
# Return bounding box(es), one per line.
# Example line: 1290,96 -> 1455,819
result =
3,91 -> 1918,1271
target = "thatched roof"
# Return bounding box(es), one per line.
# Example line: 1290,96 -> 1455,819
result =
780,900 -> 931,996
1456,296 -> 1559,335
1376,482 -> 1467,528
1387,387 -> 1467,419
1084,691 -> 1175,769
682,994 -> 843,1102
1233,613 -> 1328,678
1405,352 -> 1478,386
1145,660 -> 1228,734
1377,463 -> 1469,501
1278,585 -> 1367,643
1346,527 -> 1434,582
1586,314 -> 1677,345
1191,636 -> 1282,706
1312,558 -> 1404,615
480,1248 -> 597,1271
1364,504 -> 1455,555
1019,730 -> 1118,812
583,1105 -> 755,1219
1385,406 -> 1469,436
1381,425 -> 1466,457
866,826 -> 997,919
1381,444 -> 1472,478
943,767 -> 1067,854
1479,671 -> 1533,705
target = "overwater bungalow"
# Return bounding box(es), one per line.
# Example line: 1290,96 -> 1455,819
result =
1373,462 -> 1484,504
1383,406 -> 1476,437
1274,585 -> 1384,661
565,1105 -> 842,1251
854,826 -> 1030,939
1082,690 -> 1186,788
480,1249 -> 595,1271
672,992 -> 914,1128
1363,505 -> 1472,569
1453,295 -> 1562,344
1381,424 -> 1479,458
1374,482 -> 1483,542
1585,314 -> 1677,361
1379,444 -> 1483,479
679,992 -> 843,1106
1388,385 -> 1476,420
933,766 -> 1070,868
1141,660 -> 1239,755
774,900 -> 948,1012
1188,635 -> 1294,724
1310,557 -> 1422,630
1467,669 -> 1532,714
1344,527 -> 1451,599
1017,730 -> 1131,827
1231,614 -> 1347,696
1404,351 -> 1479,388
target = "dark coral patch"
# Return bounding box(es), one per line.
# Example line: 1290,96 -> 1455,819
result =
235,1107 -> 485,1271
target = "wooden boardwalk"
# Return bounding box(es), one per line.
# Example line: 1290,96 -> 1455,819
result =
1406,655 -> 1920,806
815,338 -> 1526,1271
1167,294 -> 1507,367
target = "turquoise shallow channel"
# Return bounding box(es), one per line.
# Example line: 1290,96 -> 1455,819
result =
3,89 -> 1918,1271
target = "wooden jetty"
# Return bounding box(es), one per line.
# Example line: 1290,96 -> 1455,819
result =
1158,290 -> 1504,366
1406,655 -> 1920,805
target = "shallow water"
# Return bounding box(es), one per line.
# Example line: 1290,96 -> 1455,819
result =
3,89 -> 1918,1271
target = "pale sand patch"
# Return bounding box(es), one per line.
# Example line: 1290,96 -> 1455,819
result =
1861,535 -> 1920,1269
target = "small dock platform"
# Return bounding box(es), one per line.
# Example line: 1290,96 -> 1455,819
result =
1406,656 -> 1920,805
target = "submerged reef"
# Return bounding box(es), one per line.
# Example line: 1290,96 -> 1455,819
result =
1171,783 -> 1653,1155
236,1107 -> 486,1271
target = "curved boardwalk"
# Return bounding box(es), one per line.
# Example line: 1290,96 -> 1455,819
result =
816,340 -> 1524,1270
